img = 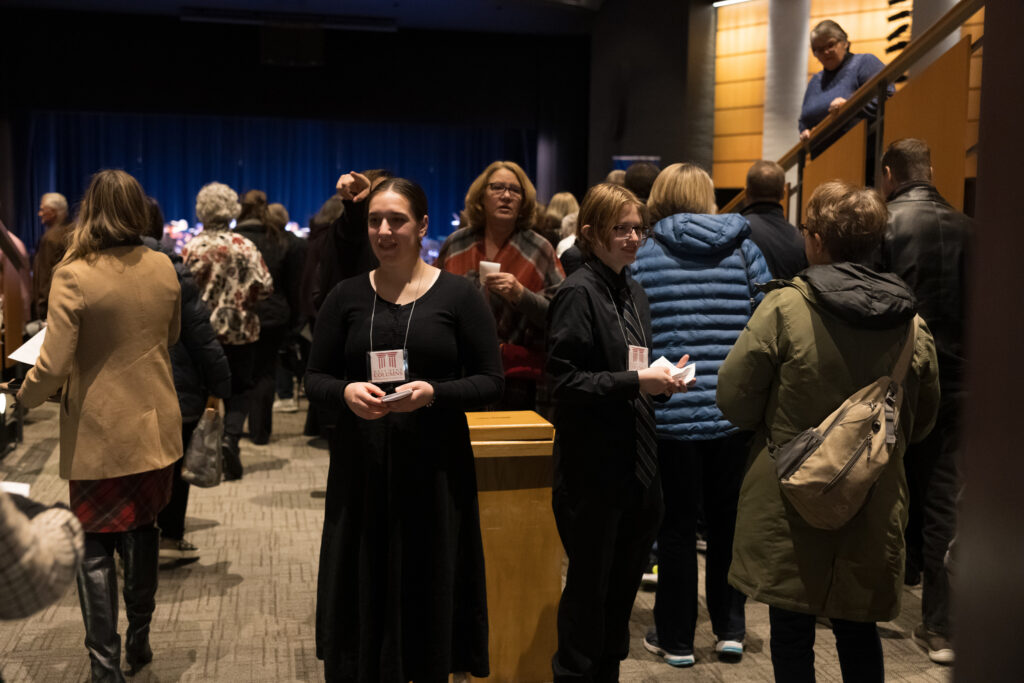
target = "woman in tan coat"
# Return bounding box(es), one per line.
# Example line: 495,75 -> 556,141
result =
15,169 -> 182,682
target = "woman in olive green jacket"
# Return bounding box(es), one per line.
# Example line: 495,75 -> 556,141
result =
717,181 -> 940,682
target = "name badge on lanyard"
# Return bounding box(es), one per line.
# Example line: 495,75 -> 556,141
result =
368,349 -> 408,384
628,345 -> 648,372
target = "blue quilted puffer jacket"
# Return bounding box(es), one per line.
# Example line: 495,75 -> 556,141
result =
631,212 -> 772,440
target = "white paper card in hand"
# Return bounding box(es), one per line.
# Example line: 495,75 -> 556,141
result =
9,328 -> 46,365
0,481 -> 30,496
651,356 -> 696,382
381,389 -> 413,403
678,362 -> 696,384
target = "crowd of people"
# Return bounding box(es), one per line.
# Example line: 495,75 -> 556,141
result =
0,18 -> 970,683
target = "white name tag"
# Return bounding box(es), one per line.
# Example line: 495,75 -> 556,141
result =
628,345 -> 648,371
368,349 -> 407,384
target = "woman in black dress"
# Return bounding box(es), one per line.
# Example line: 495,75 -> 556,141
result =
305,178 -> 504,683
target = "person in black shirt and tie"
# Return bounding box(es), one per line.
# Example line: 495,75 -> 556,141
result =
547,183 -> 692,682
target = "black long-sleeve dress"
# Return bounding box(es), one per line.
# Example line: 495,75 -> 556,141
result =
306,269 -> 503,683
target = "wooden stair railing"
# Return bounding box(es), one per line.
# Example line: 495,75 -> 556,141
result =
719,0 -> 985,216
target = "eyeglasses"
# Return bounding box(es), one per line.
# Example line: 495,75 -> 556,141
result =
486,182 -> 524,197
811,38 -> 844,56
611,224 -> 651,239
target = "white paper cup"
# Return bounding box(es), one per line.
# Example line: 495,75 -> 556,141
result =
479,260 -> 501,277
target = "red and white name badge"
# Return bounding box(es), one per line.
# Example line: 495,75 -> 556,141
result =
628,345 -> 648,372
368,349 -> 407,384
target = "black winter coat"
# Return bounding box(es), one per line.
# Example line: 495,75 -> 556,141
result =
740,201 -> 808,280
546,258 -> 658,498
881,182 -> 971,391
235,219 -> 306,331
145,239 -> 232,421
315,200 -> 377,311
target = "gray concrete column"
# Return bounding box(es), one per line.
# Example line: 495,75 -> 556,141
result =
762,0 -> 810,163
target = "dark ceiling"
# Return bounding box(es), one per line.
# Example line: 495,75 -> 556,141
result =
4,0 -> 605,34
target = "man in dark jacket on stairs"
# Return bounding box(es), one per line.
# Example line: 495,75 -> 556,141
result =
740,161 -> 807,279
880,137 -> 972,666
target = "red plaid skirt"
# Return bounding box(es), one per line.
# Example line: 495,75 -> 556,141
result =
70,465 -> 174,533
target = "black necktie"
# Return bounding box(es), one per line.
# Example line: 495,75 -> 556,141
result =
620,291 -> 658,488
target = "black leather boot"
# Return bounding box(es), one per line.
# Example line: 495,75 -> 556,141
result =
121,527 -> 159,676
222,433 -> 243,481
77,550 -> 126,682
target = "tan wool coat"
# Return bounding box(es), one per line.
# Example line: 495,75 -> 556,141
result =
20,245 -> 183,480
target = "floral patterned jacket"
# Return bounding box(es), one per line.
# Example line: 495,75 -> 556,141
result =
183,229 -> 273,345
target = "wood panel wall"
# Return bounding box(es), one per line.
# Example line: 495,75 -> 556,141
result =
883,37 -> 970,210
962,8 -> 984,178
801,120 -> 867,217
712,0 -> 910,190
713,0 -> 769,189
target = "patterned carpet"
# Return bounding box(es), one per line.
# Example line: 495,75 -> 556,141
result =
0,402 -> 951,682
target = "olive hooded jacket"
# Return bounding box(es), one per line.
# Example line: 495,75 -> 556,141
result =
717,263 -> 940,622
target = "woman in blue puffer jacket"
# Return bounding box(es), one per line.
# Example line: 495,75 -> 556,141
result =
631,163 -> 771,668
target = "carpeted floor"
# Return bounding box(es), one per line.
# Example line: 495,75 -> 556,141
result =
0,402 -> 951,682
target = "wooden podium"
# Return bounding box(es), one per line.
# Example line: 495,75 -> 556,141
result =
466,411 -> 561,683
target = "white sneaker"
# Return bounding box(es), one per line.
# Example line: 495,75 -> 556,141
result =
159,538 -> 199,562
641,563 -> 658,586
273,397 -> 299,413
643,632 -> 695,667
913,624 -> 954,664
715,639 -> 744,662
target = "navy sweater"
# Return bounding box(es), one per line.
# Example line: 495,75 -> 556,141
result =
799,52 -> 891,133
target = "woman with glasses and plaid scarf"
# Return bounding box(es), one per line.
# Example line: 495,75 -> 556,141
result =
438,161 -> 564,415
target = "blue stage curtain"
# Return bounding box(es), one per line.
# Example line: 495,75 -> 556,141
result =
18,111 -> 536,247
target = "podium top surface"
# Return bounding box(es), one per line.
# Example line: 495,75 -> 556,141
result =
467,410 -> 554,442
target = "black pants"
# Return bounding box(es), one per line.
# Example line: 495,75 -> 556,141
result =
246,326 -> 286,444
652,434 -> 748,651
276,334 -> 308,398
904,393 -> 962,636
223,342 -> 256,440
157,420 -> 199,540
769,606 -> 883,682
276,363 -> 294,398
551,477 -> 662,683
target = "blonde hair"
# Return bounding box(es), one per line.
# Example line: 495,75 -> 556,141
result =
576,183 -> 648,257
805,181 -> 887,263
195,182 -> 240,230
463,161 -> 537,232
65,170 -> 149,262
546,192 -> 579,222
647,163 -> 716,223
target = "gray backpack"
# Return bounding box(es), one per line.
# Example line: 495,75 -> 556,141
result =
773,317 -> 918,530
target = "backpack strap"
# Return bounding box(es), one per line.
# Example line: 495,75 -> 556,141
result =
891,315 -> 919,384
884,315 -> 918,445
